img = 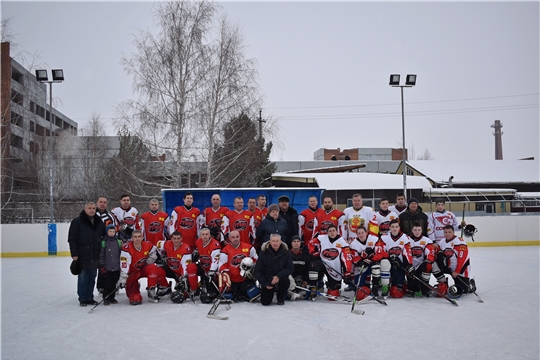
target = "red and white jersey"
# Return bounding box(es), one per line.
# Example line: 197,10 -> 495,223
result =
257,206 -> 268,217
314,209 -> 345,238
375,210 -> 399,236
169,206 -> 203,248
379,232 -> 413,265
308,235 -> 353,281
250,208 -> 264,229
120,241 -> 157,276
219,243 -> 258,283
343,206 -> 379,240
140,211 -> 170,245
155,240 -> 192,277
427,210 -> 460,244
298,207 -> 322,245
195,237 -> 222,274
221,210 -> 255,245
409,235 -> 435,270
202,206 -> 229,230
389,204 -> 408,216
439,236 -> 470,277
111,206 -> 140,233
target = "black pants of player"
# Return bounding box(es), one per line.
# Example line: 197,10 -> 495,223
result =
308,259 -> 341,290
102,270 -> 120,301
230,279 -> 255,301
260,277 -> 290,305
390,262 -> 406,287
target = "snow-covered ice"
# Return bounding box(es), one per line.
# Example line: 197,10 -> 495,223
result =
2,246 -> 539,360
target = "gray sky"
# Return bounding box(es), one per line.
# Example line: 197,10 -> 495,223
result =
3,1 -> 539,162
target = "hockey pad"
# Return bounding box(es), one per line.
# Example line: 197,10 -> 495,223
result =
380,259 -> 391,286
327,288 -> 340,300
246,285 -> 261,299
356,286 -> 371,301
288,275 -> 297,292
186,263 -> 199,292
389,285 -> 404,298
116,272 -> 128,289
436,282 -> 449,297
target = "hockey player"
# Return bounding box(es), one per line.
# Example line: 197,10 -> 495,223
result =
288,235 -> 312,300
408,222 -> 435,297
347,226 -> 378,295
298,195 -> 322,246
307,225 -> 353,300
201,194 -> 229,242
389,192 -> 408,216
193,227 -> 222,303
342,193 -> 379,242
221,197 -> 255,246
313,197 -> 345,238
436,225 -> 475,298
111,194 -> 140,242
247,197 -> 264,230
218,230 -> 258,301
427,198 -> 463,246
256,194 -> 268,216
116,230 -> 164,305
169,192 -> 203,248
154,231 -> 196,302
376,197 -> 399,236
140,198 -> 170,246
379,219 -> 414,298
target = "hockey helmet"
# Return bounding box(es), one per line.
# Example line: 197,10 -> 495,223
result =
447,285 -> 462,299
171,291 -> 185,304
463,224 -> 478,238
240,257 -> 255,277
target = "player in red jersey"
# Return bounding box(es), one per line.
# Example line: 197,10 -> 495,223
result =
218,230 -> 258,301
117,230 -> 165,305
191,228 -> 222,302
169,192 -> 203,248
221,197 -> 255,245
298,195 -> 322,246
201,194 -> 228,241
140,198 -> 170,246
248,197 -> 264,230
111,194 -> 141,242
256,194 -> 268,216
313,197 -> 345,238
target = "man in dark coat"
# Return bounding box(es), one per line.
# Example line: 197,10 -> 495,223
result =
256,203 -> 289,248
398,198 -> 429,237
254,234 -> 294,306
68,202 -> 105,306
277,195 -> 299,248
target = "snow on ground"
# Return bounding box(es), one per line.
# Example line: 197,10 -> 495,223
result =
2,246 -> 539,360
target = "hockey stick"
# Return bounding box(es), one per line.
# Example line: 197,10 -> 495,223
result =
295,286 -> 365,315
89,269 -> 139,313
460,203 -> 466,238
349,266 -> 365,314
454,276 -> 483,303
160,256 -> 198,304
207,286 -> 231,320
406,270 -> 458,306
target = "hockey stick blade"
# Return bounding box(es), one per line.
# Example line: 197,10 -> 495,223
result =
296,286 -> 364,315
207,314 -> 229,320
351,309 -> 365,315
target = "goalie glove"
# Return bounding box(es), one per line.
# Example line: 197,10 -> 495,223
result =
218,271 -> 231,292
116,272 -> 128,289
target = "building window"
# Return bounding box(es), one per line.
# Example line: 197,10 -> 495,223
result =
46,110 -> 50,121
476,203 -> 495,213
10,111 -> 23,127
63,121 -> 70,130
30,101 -> 35,113
11,89 -> 23,106
11,69 -> 23,84
30,141 -> 39,154
36,105 -> 45,118
30,121 -> 35,133
36,124 -> 44,136
11,134 -> 23,148
46,129 -> 50,136
55,116 -> 62,127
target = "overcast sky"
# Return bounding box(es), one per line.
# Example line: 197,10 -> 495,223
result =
3,1 -> 539,162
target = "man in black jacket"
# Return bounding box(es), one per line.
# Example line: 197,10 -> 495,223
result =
254,234 -> 294,305
278,195 -> 299,248
256,204 -> 288,249
68,202 -> 105,306
398,198 -> 429,237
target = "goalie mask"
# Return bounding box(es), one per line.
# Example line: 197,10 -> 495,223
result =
240,257 -> 255,278
463,224 -> 477,238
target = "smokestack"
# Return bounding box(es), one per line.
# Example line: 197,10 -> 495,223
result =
491,120 -> 503,160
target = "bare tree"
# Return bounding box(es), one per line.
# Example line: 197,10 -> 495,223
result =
417,148 -> 434,160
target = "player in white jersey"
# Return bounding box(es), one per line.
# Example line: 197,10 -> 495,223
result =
408,222 -> 435,297
307,225 -> 353,299
427,199 -> 463,245
348,227 -> 380,297
388,192 -> 408,216
375,197 -> 399,236
111,194 -> 140,242
342,193 -> 378,242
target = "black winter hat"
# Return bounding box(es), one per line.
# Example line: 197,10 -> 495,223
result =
70,259 -> 80,276
408,198 -> 419,205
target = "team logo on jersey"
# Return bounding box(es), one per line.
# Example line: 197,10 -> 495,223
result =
420,241 -> 426,245
192,214 -> 197,218
166,257 -> 181,270
148,221 -> 162,233
411,247 -> 424,257
208,219 -> 221,228
120,256 -> 127,262
176,254 -> 183,259
306,219 -> 315,231
159,217 -> 165,221
233,219 -> 248,231
379,222 -> 391,234
231,254 -> 246,267
123,217 -> 136,226
331,216 -> 337,220
244,215 -> 250,219
435,215 -> 453,225
388,247 -> 402,257
180,217 -> 195,229
399,241 -> 404,245
367,242 -> 374,247
350,217 -> 364,229
322,248 -> 339,260
320,221 -> 335,232
336,243 -> 342,248
199,255 -> 212,269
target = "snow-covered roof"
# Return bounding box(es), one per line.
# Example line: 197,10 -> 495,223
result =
272,172 -> 432,190
406,160 -> 539,184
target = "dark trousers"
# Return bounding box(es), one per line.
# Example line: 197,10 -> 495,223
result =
260,277 -> 290,305
230,279 -> 255,301
102,270 -> 120,300
77,267 -> 97,302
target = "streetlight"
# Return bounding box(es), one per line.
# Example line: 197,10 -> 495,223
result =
35,69 -> 64,223
389,74 -> 416,198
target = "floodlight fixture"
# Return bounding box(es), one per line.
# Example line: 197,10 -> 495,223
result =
35,70 -> 48,82
389,74 -> 400,86
405,74 -> 417,86
52,69 -> 64,82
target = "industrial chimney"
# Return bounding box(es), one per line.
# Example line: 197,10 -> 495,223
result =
491,120 -> 503,160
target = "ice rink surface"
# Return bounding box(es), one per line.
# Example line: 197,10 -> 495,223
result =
2,246 -> 539,360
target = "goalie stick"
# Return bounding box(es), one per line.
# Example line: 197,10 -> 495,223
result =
454,276 -> 483,303
295,286 -> 365,315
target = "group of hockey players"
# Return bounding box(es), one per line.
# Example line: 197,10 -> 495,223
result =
92,191 -> 477,307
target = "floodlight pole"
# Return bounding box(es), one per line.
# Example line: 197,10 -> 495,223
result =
391,82 -> 414,198
47,81 -> 54,222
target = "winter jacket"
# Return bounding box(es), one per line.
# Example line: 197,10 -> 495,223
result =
256,214 -> 289,247
399,205 -> 429,237
279,206 -> 299,246
99,235 -> 122,272
68,210 -> 105,269
254,242 -> 294,289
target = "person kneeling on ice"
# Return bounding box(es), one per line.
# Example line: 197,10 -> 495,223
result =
254,234 -> 294,305
155,231 -> 197,303
408,222 -> 435,298
287,235 -> 312,301
349,226 -> 380,300
436,225 -> 476,298
116,230 -> 167,305
307,225 -> 354,300
218,230 -> 259,302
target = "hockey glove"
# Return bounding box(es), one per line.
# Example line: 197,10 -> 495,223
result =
404,264 -> 415,275
99,266 -> 106,275
191,248 -> 199,263
116,272 -> 128,289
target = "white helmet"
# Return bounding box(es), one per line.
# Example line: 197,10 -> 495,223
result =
240,257 -> 255,277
